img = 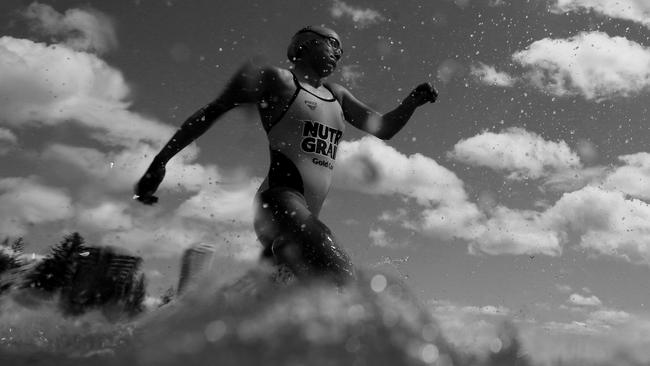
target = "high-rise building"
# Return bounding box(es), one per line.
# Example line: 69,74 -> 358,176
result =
64,246 -> 142,313
177,243 -> 216,294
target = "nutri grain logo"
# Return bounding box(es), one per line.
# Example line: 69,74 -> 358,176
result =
301,120 -> 342,159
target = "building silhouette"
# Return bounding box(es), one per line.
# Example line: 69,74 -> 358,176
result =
0,234 -> 146,317
177,243 -> 216,294
63,246 -> 142,314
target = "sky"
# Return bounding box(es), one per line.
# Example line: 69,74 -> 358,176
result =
2,0 -> 650,363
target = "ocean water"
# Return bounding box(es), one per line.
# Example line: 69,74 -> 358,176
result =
0,268 -> 466,366
11,265 -> 646,366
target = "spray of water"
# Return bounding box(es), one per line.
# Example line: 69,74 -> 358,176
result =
1,266 -> 649,366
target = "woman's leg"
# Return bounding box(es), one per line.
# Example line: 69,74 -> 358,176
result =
254,187 -> 355,284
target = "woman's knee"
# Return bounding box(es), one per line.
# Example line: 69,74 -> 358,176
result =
271,230 -> 355,283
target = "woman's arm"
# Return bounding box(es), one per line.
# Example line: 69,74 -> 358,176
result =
328,82 -> 438,140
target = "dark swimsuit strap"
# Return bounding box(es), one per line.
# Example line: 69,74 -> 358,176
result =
264,71 -> 338,132
291,72 -> 337,102
263,73 -> 301,132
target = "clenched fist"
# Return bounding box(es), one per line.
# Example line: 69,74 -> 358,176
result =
134,161 -> 166,205
408,82 -> 438,106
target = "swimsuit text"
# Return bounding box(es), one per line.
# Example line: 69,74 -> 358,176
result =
301,120 -> 342,160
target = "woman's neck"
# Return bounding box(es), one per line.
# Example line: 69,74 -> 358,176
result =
292,65 -> 326,88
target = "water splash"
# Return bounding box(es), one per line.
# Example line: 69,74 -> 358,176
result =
0,268 -> 454,366
2,267 -> 647,366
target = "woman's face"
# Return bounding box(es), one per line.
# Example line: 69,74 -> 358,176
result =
300,35 -> 343,77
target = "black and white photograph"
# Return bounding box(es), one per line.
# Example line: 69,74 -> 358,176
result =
1,1 -> 650,365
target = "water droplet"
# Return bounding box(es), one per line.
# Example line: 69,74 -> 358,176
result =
489,338 -> 503,353
204,320 -> 227,342
421,343 -> 439,363
370,274 -> 387,293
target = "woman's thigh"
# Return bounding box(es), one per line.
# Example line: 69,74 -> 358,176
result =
253,187 -> 354,282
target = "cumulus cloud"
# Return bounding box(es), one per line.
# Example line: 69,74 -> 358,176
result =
336,136 -> 650,261
452,181 -> 650,262
478,31 -> 650,100
336,133 -> 650,263
451,184 -> 650,262
0,127 -> 17,155
533,314 -> 650,365
449,127 -> 582,180
546,308 -> 650,347
429,299 -> 512,357
462,140 -> 650,264
54,169 -> 261,259
513,32 -> 650,101
541,166 -> 607,193
551,0 -> 650,29
0,31 -> 258,260
88,200 -> 260,260
0,34 -> 208,190
588,309 -> 631,325
43,147 -> 258,259
330,0 -> 385,28
470,62 -> 516,87
542,306 -> 634,339
0,176 -> 74,237
0,36 -> 176,149
602,153 -> 650,200
542,320 -> 601,335
76,201 -> 133,231
368,227 -> 399,248
569,293 -> 602,307
176,179 -> 260,224
548,187 -> 650,264
98,216 -> 208,257
431,300 -> 511,319
546,151 -> 650,202
468,206 -> 562,256
338,137 -> 473,213
336,137 -> 483,241
432,297 -> 650,365
23,2 -> 117,54
43,143 -> 213,193
0,128 -> 17,142
431,298 -> 650,365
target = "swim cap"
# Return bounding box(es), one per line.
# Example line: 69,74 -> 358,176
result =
287,26 -> 342,62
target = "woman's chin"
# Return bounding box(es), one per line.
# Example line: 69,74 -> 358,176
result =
318,65 -> 335,77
